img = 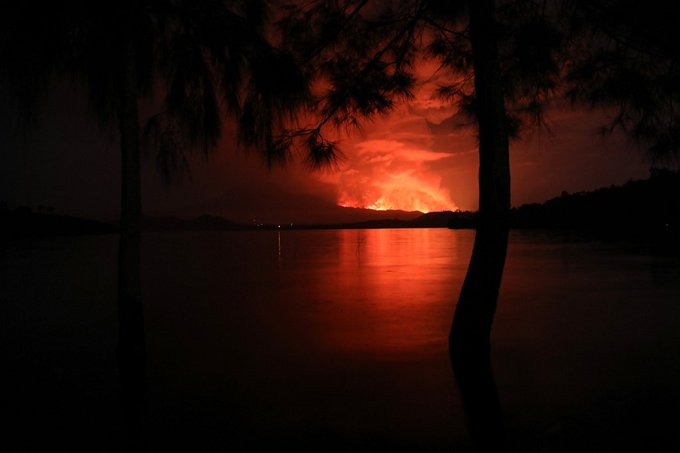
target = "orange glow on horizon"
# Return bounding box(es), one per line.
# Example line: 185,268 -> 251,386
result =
330,139 -> 458,213
317,66 -> 464,214
337,170 -> 457,213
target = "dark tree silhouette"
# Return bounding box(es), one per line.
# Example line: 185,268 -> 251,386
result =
448,2 -> 509,449
563,0 -> 680,162
1,0 -> 312,441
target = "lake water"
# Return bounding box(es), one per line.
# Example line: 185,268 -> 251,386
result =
2,229 -> 680,451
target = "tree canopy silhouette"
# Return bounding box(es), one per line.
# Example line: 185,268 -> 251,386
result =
564,0 -> 680,162
1,0 -> 314,434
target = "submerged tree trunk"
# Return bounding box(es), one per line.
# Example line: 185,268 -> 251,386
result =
116,38 -> 146,434
449,0 -> 510,449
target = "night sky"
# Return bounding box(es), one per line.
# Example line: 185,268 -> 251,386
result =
1,69 -> 651,225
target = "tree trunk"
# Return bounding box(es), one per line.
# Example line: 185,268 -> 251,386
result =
449,0 -> 510,449
116,37 -> 146,433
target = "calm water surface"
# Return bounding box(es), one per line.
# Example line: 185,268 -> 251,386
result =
2,229 -> 680,451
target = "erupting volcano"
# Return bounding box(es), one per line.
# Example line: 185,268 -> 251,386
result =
331,139 -> 458,213
338,171 -> 456,213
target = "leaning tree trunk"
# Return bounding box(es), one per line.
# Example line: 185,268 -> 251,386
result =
116,36 -> 146,436
449,0 -> 510,450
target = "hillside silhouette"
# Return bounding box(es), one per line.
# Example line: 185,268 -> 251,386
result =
1,205 -> 116,237
447,168 -> 680,247
4,168 -> 678,237
509,168 -> 679,235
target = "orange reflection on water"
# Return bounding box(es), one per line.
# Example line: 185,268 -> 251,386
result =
282,229 -> 473,358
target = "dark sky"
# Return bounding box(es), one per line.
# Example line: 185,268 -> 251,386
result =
1,75 -> 651,224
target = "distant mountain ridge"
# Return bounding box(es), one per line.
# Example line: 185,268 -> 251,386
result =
510,168 -> 679,235
4,169 -> 678,237
292,211 -> 456,230
1,206 -> 452,237
447,168 -> 680,240
141,214 -> 244,231
1,208 -> 117,237
141,210 -> 456,231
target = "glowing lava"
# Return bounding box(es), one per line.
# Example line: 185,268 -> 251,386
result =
338,170 -> 457,213
323,116 -> 460,213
